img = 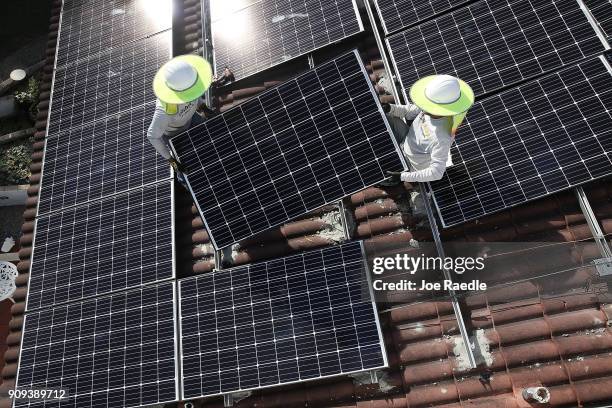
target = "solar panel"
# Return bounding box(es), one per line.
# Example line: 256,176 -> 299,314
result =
38,102 -> 171,215
583,0 -> 612,40
211,0 -> 363,81
170,50 -> 406,249
16,282 -> 178,407
429,56 -> 612,227
386,0 -> 606,98
55,0 -> 172,68
209,0 -> 260,21
48,30 -> 171,137
179,241 -> 386,399
26,181 -> 174,311
374,0 -> 470,34
61,0 -> 99,10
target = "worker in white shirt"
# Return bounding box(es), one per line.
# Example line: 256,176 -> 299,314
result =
382,74 -> 474,183
148,55 -> 216,173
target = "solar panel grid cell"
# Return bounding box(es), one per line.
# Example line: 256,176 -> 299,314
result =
211,0 -> 363,80
386,0 -> 605,99
55,0 -> 171,68
16,282 -> 178,407
374,0 -> 470,34
430,57 -> 612,226
170,51 -> 406,249
48,30 -> 171,136
26,182 -> 174,311
179,241 -> 386,399
583,0 -> 612,40
38,102 -> 171,215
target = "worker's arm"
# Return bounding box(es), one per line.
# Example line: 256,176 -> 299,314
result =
401,136 -> 453,183
387,103 -> 421,121
147,106 -> 172,160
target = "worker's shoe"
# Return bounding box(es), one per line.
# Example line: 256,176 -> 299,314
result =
376,74 -> 394,95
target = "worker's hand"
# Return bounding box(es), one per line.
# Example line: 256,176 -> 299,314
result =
386,170 -> 403,183
381,103 -> 391,113
168,158 -> 185,173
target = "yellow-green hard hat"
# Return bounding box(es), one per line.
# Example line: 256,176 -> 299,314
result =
153,55 -> 213,105
409,75 -> 474,117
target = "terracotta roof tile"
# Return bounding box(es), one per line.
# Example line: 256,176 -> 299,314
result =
4,2 -> 612,407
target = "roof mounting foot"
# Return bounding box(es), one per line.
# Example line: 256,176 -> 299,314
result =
338,198 -> 356,239
369,369 -> 379,384
224,394 -> 234,407
594,257 -> 612,276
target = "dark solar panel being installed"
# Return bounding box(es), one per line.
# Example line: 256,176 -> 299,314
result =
38,102 -> 170,215
170,51 -> 406,249
374,0 -> 470,34
429,57 -> 612,227
583,0 -> 612,40
55,0 -> 171,68
48,30 -> 171,136
179,241 -> 386,399
16,282 -> 178,407
60,0 -> 97,10
26,182 -> 174,311
211,0 -> 363,80
386,0 -> 606,98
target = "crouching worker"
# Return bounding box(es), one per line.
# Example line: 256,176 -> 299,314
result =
148,55 -> 214,177
383,74 -> 474,183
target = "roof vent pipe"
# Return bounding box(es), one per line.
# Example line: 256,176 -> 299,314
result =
522,387 -> 551,404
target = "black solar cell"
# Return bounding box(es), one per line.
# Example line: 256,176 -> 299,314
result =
179,241 -> 386,399
211,0 -> 363,80
16,282 -> 178,407
429,57 -> 612,226
583,0 -> 612,40
374,0 -> 470,34
386,0 -> 606,98
48,30 -> 171,136
26,182 -> 174,311
38,102 -> 170,215
170,51 -> 406,249
56,0 -> 171,68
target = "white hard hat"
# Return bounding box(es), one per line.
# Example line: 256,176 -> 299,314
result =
164,59 -> 198,91
424,74 -> 461,104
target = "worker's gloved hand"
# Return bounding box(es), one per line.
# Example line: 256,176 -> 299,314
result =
385,170 -> 403,184
168,158 -> 185,173
381,103 -> 391,113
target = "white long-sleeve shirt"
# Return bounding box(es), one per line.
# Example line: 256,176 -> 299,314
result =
147,98 -> 203,159
388,103 -> 453,183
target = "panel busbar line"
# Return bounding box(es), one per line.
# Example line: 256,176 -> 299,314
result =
374,0 -> 471,35
47,30 -> 171,137
429,56 -> 612,227
16,282 -> 178,407
211,0 -> 364,81
55,0 -> 172,68
386,0 -> 606,99
179,241 -> 387,399
26,181 -> 174,312
37,102 -> 171,215
170,50 -> 407,249
583,0 -> 612,41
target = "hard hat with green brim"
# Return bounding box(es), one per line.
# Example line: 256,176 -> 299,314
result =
153,54 -> 213,105
409,74 -> 474,117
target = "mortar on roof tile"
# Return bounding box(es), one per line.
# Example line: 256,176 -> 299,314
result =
316,210 -> 345,242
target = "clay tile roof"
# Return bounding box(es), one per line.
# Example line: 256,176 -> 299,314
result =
3,1 -> 612,407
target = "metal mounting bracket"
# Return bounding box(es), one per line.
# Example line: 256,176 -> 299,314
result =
594,257 -> 612,276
